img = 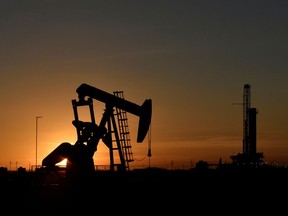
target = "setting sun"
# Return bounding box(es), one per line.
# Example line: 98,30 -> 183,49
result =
56,158 -> 67,167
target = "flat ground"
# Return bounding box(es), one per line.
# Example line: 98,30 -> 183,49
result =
1,166 -> 288,214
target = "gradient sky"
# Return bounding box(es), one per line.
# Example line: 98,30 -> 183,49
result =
1,0 -> 288,170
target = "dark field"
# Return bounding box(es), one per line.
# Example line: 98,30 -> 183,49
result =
1,166 -> 288,214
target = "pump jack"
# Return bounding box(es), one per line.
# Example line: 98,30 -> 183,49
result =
42,83 -> 152,179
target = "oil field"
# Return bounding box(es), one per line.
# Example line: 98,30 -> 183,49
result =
2,2 -> 288,214
1,83 -> 287,213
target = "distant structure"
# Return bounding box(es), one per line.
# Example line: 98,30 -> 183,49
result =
231,84 -> 264,165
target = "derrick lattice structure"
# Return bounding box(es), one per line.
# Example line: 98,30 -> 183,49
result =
231,84 -> 263,165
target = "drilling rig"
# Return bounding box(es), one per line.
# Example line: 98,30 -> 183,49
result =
42,83 -> 152,180
231,84 -> 263,165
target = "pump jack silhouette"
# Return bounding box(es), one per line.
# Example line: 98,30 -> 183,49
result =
42,83 -> 152,180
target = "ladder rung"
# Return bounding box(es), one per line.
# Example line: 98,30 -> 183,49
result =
118,118 -> 128,121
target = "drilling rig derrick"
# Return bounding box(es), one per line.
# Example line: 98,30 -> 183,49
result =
231,84 -> 263,166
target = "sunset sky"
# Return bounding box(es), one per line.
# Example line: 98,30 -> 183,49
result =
1,0 -> 288,170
